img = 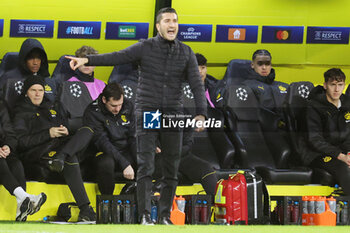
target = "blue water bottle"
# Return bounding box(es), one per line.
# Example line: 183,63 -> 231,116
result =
151,199 -> 158,223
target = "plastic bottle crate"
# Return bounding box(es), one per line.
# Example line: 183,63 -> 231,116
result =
183,194 -> 212,225
270,196 -> 302,225
96,194 -> 136,224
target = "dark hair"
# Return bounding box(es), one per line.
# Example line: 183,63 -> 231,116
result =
324,68 -> 346,82
75,45 -> 98,58
156,7 -> 178,24
195,53 -> 207,66
26,48 -> 44,61
252,49 -> 272,61
102,83 -> 124,101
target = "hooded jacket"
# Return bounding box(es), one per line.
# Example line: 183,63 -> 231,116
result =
1,39 -> 49,83
305,85 -> 350,164
83,95 -> 135,169
86,34 -> 207,123
242,68 -> 289,114
0,39 -> 55,106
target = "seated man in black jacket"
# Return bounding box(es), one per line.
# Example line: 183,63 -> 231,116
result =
83,83 -> 136,194
13,75 -> 96,221
244,49 -> 289,118
0,100 -> 46,221
305,68 -> 350,195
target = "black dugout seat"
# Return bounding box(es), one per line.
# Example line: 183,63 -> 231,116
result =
181,83 -> 237,180
59,81 -> 92,133
212,59 -> 251,107
224,84 -> 312,184
284,82 -> 334,185
0,52 -> 19,78
108,63 -> 139,84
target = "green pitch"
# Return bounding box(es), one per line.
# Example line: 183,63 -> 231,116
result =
1,223 -> 350,233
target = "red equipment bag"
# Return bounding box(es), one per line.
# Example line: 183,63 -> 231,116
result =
214,171 -> 270,225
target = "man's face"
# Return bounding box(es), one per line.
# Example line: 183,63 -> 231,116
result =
78,64 -> 95,75
198,65 -> 207,82
156,12 -> 178,41
102,95 -> 124,115
27,84 -> 44,106
26,52 -> 41,73
251,55 -> 272,77
324,79 -> 345,103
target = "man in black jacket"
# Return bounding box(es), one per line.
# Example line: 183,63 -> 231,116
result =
83,83 -> 136,195
305,68 -> 350,195
0,100 -> 46,221
13,75 -> 96,222
0,39 -> 56,109
66,7 -> 207,225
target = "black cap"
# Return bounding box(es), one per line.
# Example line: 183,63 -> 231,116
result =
23,75 -> 45,94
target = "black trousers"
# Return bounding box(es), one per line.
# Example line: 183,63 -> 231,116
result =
26,127 -> 93,208
179,153 -> 218,196
310,155 -> 350,195
136,131 -> 183,219
95,149 -> 137,195
0,155 -> 26,195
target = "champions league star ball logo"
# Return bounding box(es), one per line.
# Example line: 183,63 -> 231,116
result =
14,81 -> 24,95
297,85 -> 310,99
143,110 -> 161,129
69,83 -> 82,98
123,85 -> 133,99
236,87 -> 248,101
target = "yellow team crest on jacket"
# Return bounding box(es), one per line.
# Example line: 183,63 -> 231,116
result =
323,156 -> 332,163
50,109 -> 57,117
279,85 -> 287,93
48,151 -> 56,157
121,115 -> 127,122
344,112 -> 350,121
45,85 -> 52,92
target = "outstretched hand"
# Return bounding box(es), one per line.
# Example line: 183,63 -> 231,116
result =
65,56 -> 88,70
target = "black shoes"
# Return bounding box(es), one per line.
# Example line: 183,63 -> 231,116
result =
47,153 -> 66,172
78,206 -> 96,222
158,216 -> 173,225
140,213 -> 154,225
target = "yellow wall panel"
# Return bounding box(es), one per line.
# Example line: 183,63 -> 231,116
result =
0,0 -> 155,82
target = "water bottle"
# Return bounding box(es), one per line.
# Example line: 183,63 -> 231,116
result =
341,201 -> 348,224
194,200 -> 202,224
176,196 -> 186,213
111,199 -> 122,223
336,201 -> 342,223
307,196 -> 315,214
101,200 -> 110,224
315,196 -> 326,214
124,200 -> 131,224
326,197 -> 336,213
286,200 -> 292,223
201,200 -> 208,224
151,199 -> 158,223
302,196 -> 308,214
291,201 -> 300,223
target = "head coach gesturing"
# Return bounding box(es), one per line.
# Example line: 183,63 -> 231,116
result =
66,7 -> 207,225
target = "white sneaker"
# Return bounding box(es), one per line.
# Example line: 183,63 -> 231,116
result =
29,192 -> 47,215
16,197 -> 32,221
